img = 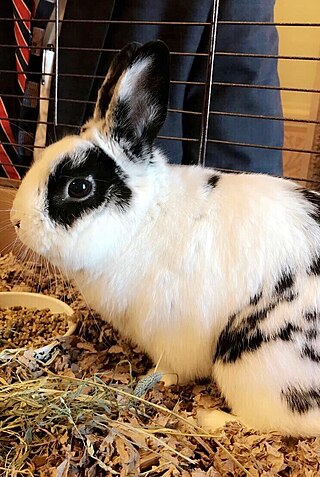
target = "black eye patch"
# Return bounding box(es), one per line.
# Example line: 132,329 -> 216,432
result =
47,146 -> 132,227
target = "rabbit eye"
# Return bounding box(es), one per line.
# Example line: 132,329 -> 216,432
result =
68,178 -> 93,199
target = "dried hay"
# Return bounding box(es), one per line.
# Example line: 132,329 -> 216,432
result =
0,253 -> 320,476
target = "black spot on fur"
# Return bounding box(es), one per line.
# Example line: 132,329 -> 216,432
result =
214,325 -> 267,363
302,345 -> 320,362
249,291 -> 262,306
274,270 -> 294,296
207,175 -> 220,189
214,298 -> 306,364
246,303 -> 277,328
308,255 -> 320,276
305,310 -> 319,322
306,329 -> 318,340
300,189 -> 320,223
285,291 -> 298,302
214,299 -> 286,363
277,323 -> 302,341
47,146 -> 132,227
282,386 -> 320,414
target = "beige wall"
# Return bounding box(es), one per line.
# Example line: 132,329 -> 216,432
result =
275,0 -> 320,181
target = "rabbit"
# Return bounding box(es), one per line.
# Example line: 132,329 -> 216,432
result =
11,40 -> 320,437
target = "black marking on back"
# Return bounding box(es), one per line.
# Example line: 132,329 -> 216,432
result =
207,175 -> 220,189
302,344 -> 320,362
300,189 -> 320,223
305,311 -> 319,322
249,291 -> 262,306
297,189 -> 320,276
246,303 -> 277,328
274,270 -> 294,296
214,323 -> 266,364
214,301 -> 305,364
47,146 -> 132,227
308,255 -> 320,276
306,329 -> 318,340
282,386 -> 320,414
214,302 -> 276,363
277,322 -> 302,341
285,291 -> 298,302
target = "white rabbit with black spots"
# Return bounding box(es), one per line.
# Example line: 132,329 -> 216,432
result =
11,40 -> 320,436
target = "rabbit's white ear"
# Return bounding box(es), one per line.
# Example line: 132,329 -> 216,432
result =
96,40 -> 170,159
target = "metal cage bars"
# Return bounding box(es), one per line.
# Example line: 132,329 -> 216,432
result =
0,6 -> 320,182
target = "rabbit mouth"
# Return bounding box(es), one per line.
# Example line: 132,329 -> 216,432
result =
15,224 -> 51,259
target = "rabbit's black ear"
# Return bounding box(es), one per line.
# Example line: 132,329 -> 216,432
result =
99,40 -> 170,158
94,42 -> 142,120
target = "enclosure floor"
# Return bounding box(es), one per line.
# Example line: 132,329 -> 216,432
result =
0,253 -> 319,476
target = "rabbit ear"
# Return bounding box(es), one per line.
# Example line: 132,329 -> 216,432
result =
94,42 -> 142,121
96,40 -> 170,158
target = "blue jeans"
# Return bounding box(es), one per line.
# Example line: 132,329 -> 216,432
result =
182,0 -> 283,174
50,0 -> 283,175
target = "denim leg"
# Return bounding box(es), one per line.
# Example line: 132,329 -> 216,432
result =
84,0 -> 212,163
183,0 -> 284,174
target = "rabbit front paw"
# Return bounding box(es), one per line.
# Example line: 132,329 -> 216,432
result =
196,408 -> 242,433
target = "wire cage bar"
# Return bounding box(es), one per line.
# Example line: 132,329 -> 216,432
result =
0,1 -> 319,187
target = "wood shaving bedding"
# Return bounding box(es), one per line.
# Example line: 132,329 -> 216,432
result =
0,252 -> 319,476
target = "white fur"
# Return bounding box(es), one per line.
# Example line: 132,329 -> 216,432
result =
12,135 -> 320,436
11,44 -> 320,437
